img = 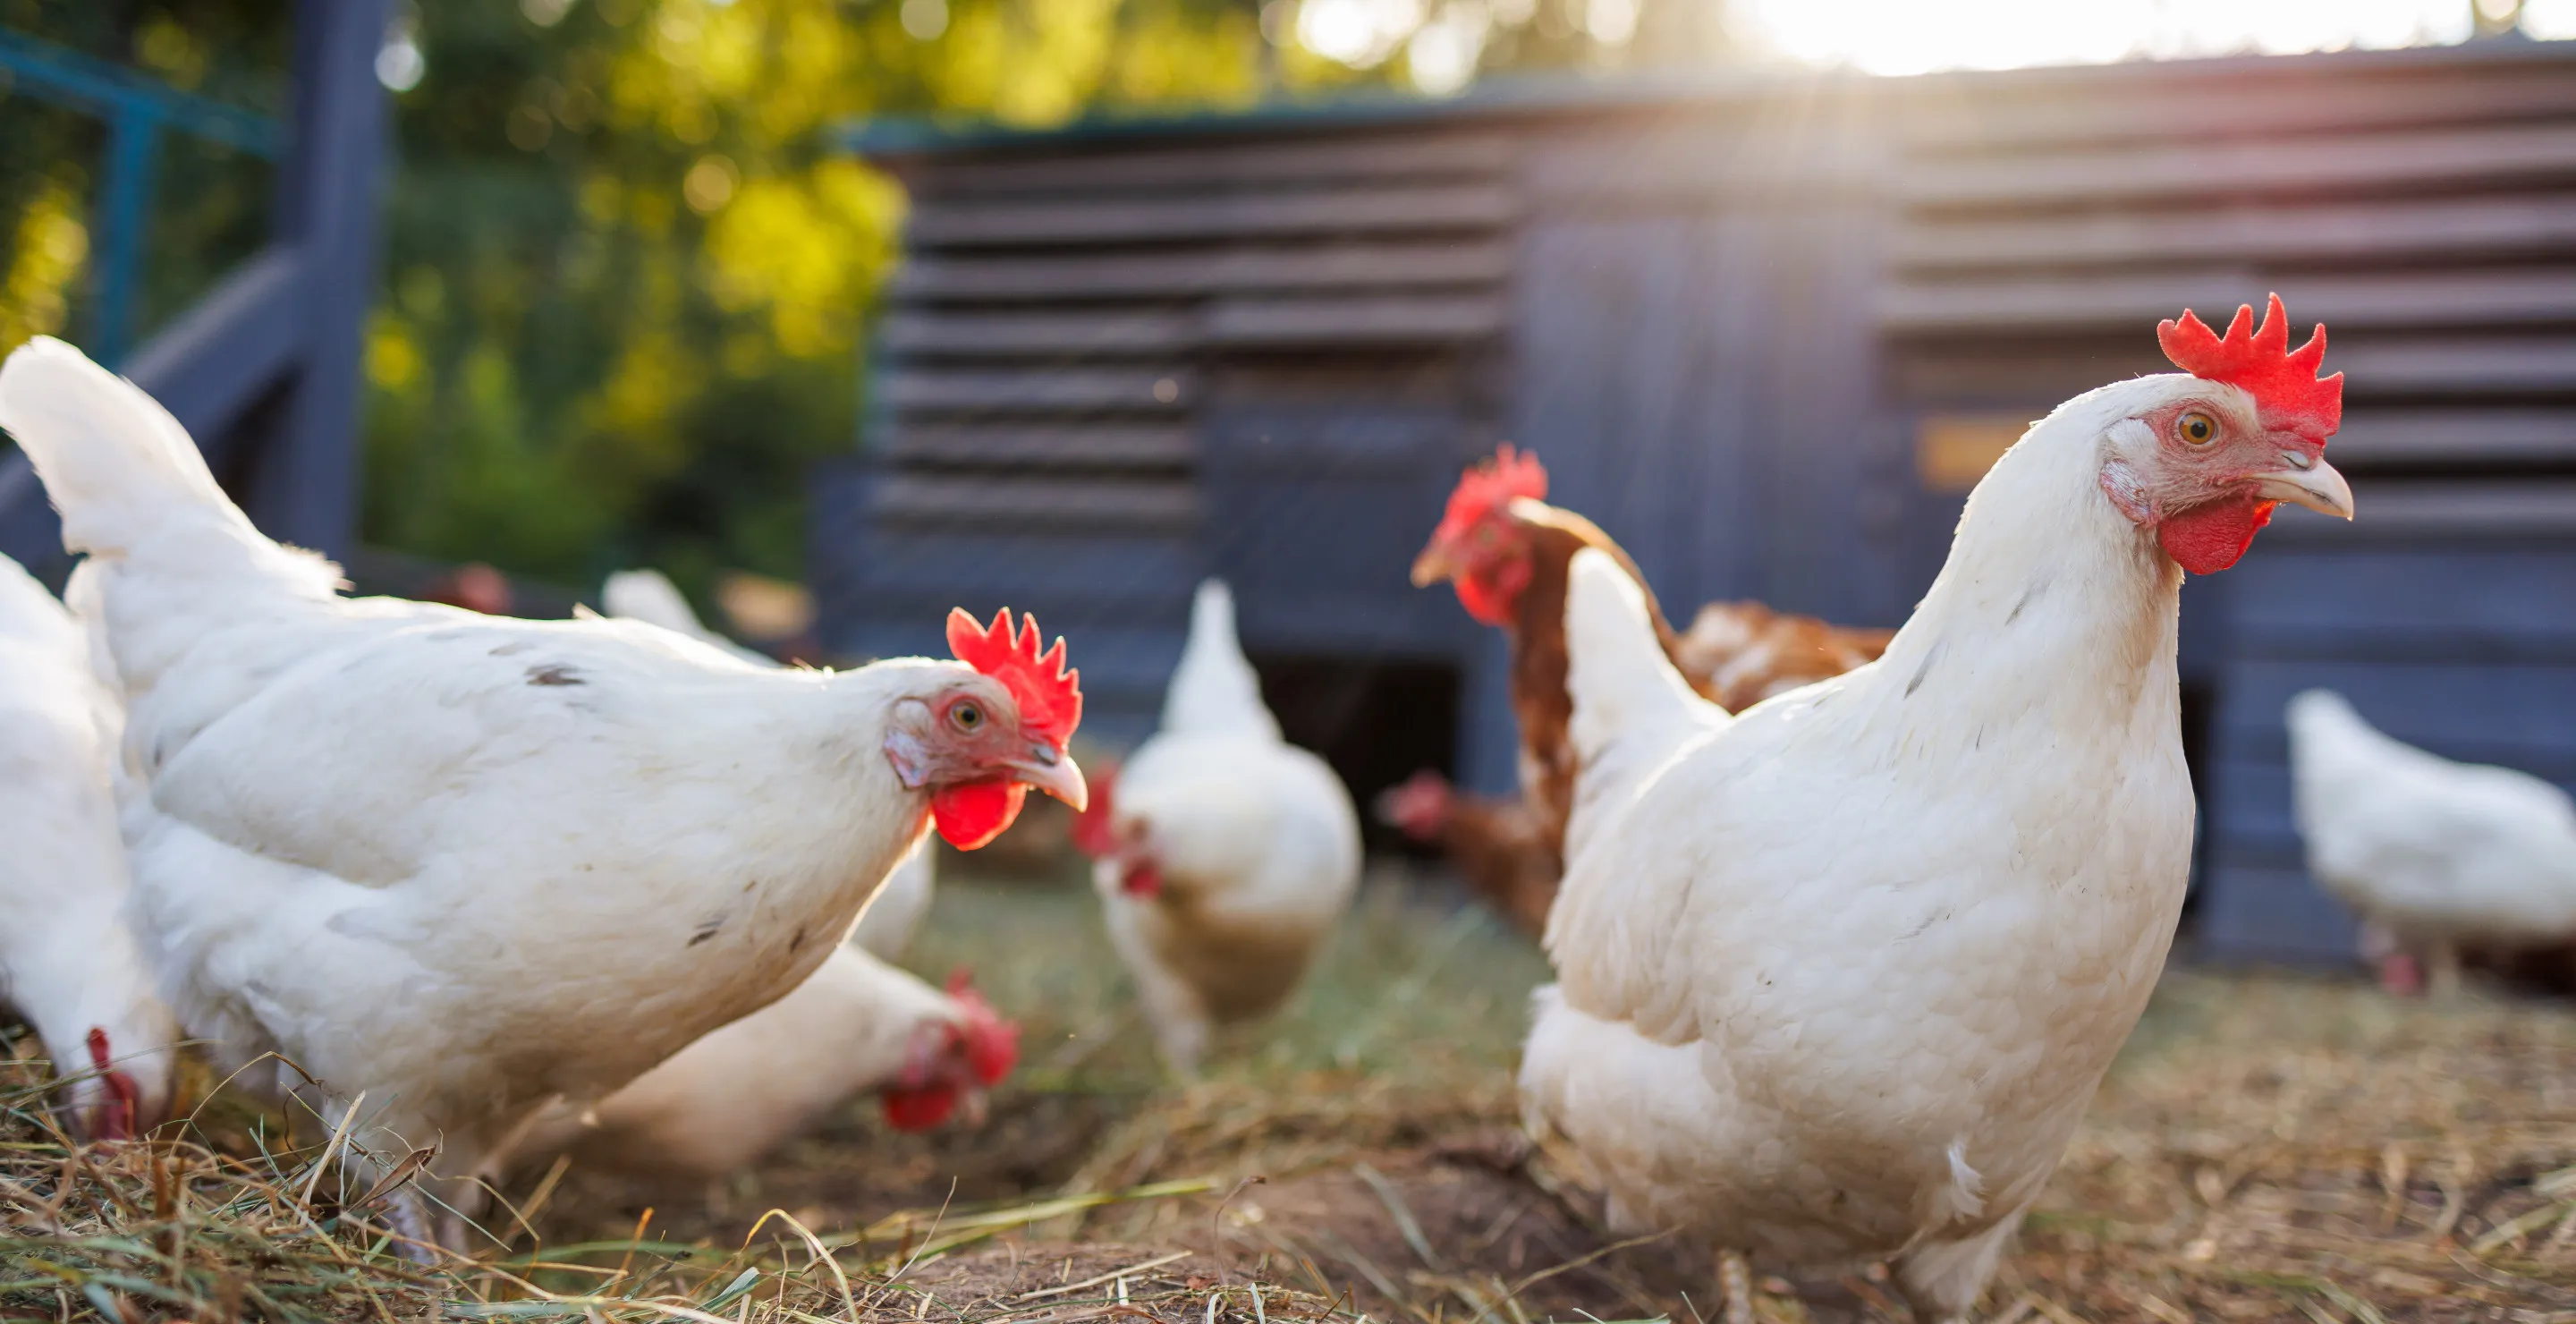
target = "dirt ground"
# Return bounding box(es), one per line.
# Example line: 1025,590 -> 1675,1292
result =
491,871 -> 2576,1324
10,869 -> 2576,1321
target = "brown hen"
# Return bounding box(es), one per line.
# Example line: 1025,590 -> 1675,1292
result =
1388,446 -> 1891,938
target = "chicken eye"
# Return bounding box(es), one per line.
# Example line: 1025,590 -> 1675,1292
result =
2177,412 -> 2217,446
950,701 -> 984,731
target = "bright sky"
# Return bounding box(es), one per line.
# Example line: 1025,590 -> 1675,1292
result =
1297,0 -> 2576,93
1725,0 -> 2576,76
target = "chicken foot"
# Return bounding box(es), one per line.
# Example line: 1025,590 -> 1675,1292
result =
1716,1248 -> 1756,1324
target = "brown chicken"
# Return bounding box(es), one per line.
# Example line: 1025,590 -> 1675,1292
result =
1385,446 -> 1893,938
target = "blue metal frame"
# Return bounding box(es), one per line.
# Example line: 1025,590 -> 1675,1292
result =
0,0 -> 389,568
0,30 -> 285,366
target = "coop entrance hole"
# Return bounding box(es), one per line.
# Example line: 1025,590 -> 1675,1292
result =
1246,653 -> 1461,857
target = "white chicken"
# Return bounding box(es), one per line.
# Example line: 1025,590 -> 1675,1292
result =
1073,580 -> 1360,1074
603,565 -> 935,959
509,956 -> 1016,1177
2288,689 -> 2576,996
1520,296 -> 2356,1324
601,567 -> 773,666
0,337 -> 1087,1251
0,552 -> 177,1140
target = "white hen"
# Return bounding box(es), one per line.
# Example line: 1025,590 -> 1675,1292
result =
1521,296 -> 2356,1324
2288,689 -> 2576,995
601,567 -> 773,666
0,552 -> 177,1140
0,337 -> 1086,1249
509,951 -> 1015,1177
603,565 -> 935,958
1074,580 -> 1360,1074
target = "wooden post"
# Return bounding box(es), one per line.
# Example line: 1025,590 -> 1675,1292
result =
250,0 -> 391,557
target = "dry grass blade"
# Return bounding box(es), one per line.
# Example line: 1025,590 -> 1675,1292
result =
1015,1252 -> 1193,1302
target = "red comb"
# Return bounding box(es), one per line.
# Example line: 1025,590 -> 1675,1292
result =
945,607 -> 1081,748
944,971 -> 1020,1086
2157,293 -> 2343,441
1432,446 -> 1549,543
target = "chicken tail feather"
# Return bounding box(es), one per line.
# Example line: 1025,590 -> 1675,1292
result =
0,338 -> 249,560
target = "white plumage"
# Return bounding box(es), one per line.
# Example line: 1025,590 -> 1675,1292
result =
603,565 -> 936,958
2288,689 -> 2576,992
1084,580 -> 1360,1074
0,552 -> 176,1138
601,567 -> 773,666
0,337 -> 1082,1247
509,944 -> 1009,1177
1522,361 -> 2352,1322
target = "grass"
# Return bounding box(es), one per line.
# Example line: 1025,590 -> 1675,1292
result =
7,865 -> 2576,1322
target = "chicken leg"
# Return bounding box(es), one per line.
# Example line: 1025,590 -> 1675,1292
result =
2426,938 -> 2465,999
1717,1249 -> 1756,1324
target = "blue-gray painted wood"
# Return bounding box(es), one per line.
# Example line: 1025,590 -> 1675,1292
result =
834,41 -> 2576,963
250,0 -> 390,558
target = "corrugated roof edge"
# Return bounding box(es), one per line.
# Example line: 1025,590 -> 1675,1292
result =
833,35 -> 2576,159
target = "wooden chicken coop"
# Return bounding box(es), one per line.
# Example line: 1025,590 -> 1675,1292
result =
818,38 -> 2576,964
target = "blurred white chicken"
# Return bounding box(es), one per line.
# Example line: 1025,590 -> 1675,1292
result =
511,957 -> 1014,1177
1073,580 -> 1360,1074
603,565 -> 935,958
0,553 -> 176,1140
601,567 -> 773,666
1521,297 -> 2355,1323
2288,689 -> 2576,996
0,337 -> 1087,1251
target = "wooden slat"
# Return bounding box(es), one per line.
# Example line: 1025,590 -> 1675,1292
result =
1893,335 -> 2576,407
1896,195 -> 2576,272
881,422 -> 1195,468
893,241 -> 1512,302
2329,410 -> 2576,467
1892,52 -> 2576,153
906,131 -> 1513,198
1203,293 -> 1509,346
1881,269 -> 2576,334
880,367 -> 1193,413
1899,122 -> 2576,209
869,473 -> 1200,530
2266,479 -> 2576,538
907,184 -> 1514,248
2334,337 -> 2576,396
878,309 -> 1193,356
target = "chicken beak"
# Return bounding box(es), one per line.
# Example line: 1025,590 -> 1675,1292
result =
2250,456 -> 2353,521
1013,743 -> 1088,812
1409,541 -> 1456,589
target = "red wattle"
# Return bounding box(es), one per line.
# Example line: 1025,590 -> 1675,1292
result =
1122,862 -> 1164,898
2157,497 -> 2276,575
932,780 -> 1029,850
882,1082 -> 960,1131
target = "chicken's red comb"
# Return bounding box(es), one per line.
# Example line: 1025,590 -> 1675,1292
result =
1432,445 -> 1548,543
945,607 -> 1081,747
944,971 -> 1020,1087
2157,293 -> 2343,441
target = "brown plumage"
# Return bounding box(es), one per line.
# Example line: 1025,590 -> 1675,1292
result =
1390,448 -> 1891,938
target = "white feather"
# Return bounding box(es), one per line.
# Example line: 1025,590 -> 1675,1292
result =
0,553 -> 177,1131
2289,689 -> 2576,945
1097,579 -> 1359,1073
0,337 -> 979,1220
1524,374 -> 2212,1319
